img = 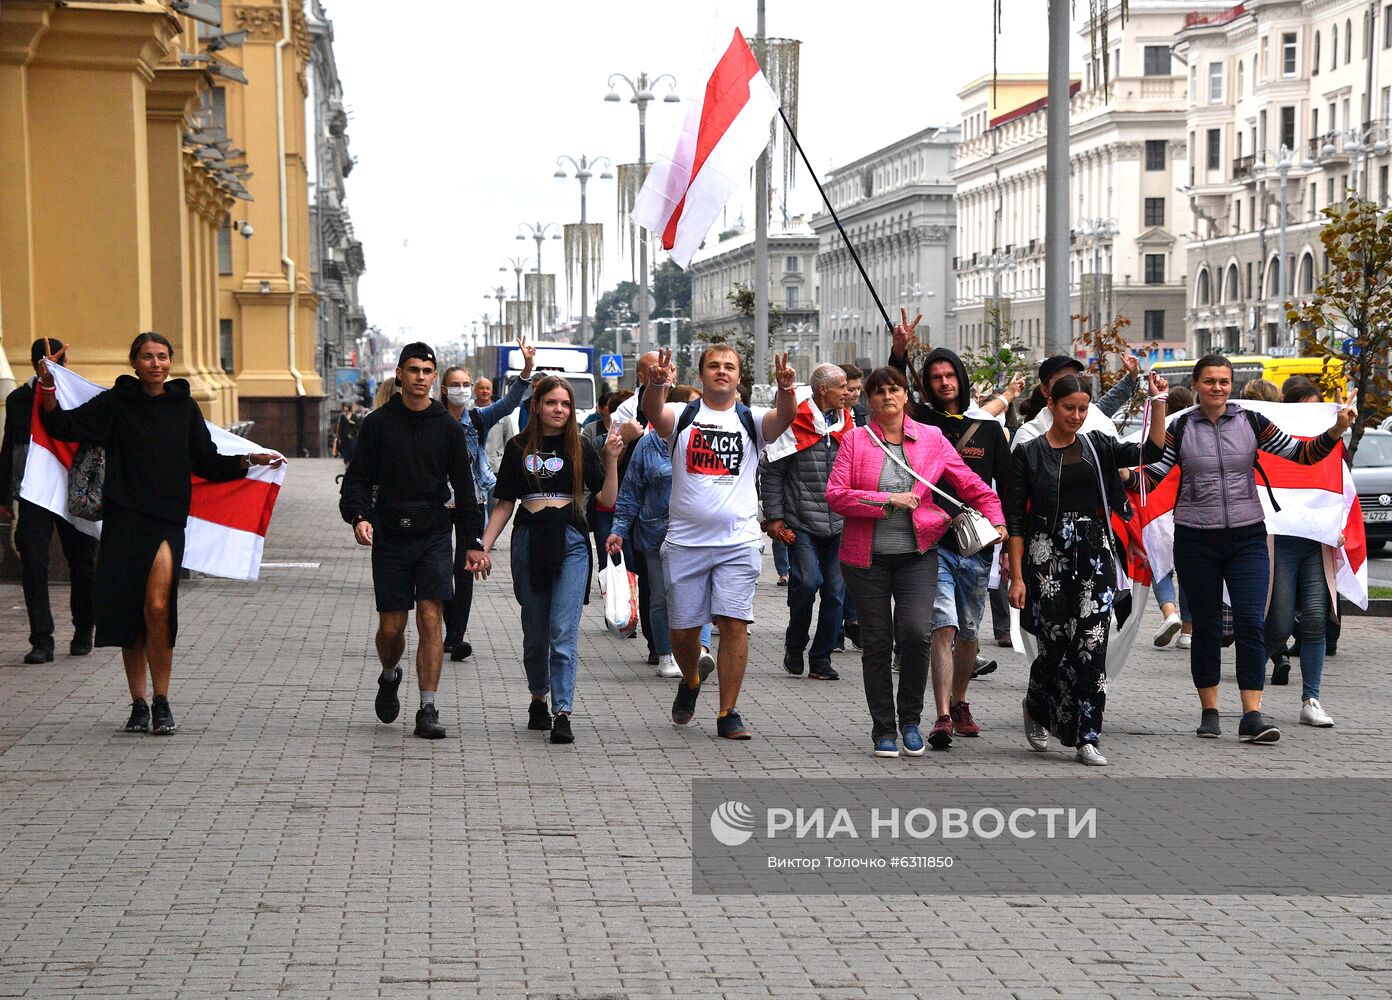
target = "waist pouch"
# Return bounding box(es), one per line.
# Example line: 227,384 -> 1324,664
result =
377,500 -> 449,536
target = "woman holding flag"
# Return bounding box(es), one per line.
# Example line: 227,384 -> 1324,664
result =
1131,354 -> 1358,744
1005,371 -> 1168,766
37,334 -> 283,736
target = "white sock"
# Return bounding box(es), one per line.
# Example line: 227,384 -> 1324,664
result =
420,690 -> 435,708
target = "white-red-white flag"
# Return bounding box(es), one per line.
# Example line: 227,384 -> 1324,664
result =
630,28 -> 779,269
20,365 -> 286,581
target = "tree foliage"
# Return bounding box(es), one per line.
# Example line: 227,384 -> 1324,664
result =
1073,314 -> 1155,420
1287,195 -> 1392,458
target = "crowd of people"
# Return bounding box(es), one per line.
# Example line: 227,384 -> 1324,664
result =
325,313 -> 1357,763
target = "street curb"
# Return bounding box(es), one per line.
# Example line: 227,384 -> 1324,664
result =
1341,597 -> 1392,617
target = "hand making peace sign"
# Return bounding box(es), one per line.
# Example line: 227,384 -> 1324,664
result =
37,340 -> 69,388
773,351 -> 796,391
891,306 -> 923,356
516,335 -> 536,378
653,347 -> 677,386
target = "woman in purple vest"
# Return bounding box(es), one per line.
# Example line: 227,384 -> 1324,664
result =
1134,354 -> 1356,745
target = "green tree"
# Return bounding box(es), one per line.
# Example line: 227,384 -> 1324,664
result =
652,259 -> 692,317
593,280 -> 638,339
1287,195 -> 1392,459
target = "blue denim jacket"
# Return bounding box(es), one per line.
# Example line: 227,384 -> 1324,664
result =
459,376 -> 527,500
611,431 -> 671,553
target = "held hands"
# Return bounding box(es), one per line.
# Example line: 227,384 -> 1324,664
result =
516,335 -> 536,378
37,341 -> 69,388
773,351 -> 797,391
652,348 -> 677,387
887,492 -> 919,511
466,549 -> 490,580
353,520 -> 373,546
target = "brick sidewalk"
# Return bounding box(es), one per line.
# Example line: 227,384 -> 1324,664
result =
1,458 -> 1389,998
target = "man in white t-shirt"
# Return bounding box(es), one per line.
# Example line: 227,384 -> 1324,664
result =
1011,353 -> 1141,450
642,344 -> 798,740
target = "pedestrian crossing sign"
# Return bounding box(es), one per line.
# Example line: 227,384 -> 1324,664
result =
600,354 -> 623,378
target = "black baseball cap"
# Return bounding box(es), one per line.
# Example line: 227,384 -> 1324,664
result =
396,342 -> 437,369
1038,355 -> 1085,383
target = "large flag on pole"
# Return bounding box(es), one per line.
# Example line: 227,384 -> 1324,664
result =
19,365 -> 287,581
630,27 -> 779,269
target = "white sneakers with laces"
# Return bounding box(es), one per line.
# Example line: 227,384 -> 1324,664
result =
1300,698 -> 1334,727
656,654 -> 683,679
1153,612 -> 1183,647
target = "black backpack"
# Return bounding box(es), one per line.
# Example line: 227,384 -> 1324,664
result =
1168,408 -> 1281,513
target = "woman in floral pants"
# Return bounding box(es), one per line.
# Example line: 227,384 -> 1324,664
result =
1005,372 -> 1167,765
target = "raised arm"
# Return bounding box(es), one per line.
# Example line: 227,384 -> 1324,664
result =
1254,400 -> 1357,465
641,348 -> 678,439
761,352 -> 799,442
595,428 -> 623,509
1096,354 -> 1141,418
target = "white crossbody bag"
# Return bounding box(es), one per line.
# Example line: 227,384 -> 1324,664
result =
865,426 -> 1001,558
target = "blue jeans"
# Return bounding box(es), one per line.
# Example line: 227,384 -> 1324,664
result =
772,538 -> 790,577
1173,523 -> 1269,691
1265,535 -> 1327,700
785,531 -> 844,662
642,544 -> 712,655
1151,570 -> 1190,622
511,522 -> 589,714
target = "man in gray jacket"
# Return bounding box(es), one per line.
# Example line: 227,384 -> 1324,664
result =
760,363 -> 851,681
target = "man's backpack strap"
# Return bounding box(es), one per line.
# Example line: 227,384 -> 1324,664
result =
674,399 -> 759,448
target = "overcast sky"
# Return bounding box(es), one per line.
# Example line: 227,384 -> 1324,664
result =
329,0 -> 1094,354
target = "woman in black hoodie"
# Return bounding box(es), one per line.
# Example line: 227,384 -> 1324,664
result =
39,334 -> 282,735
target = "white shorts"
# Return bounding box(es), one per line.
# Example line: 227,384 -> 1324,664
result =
661,539 -> 764,629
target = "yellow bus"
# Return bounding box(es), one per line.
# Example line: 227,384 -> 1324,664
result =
1149,355 -> 1346,399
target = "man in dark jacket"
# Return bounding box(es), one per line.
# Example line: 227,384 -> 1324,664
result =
0,338 -> 96,664
340,342 -> 484,740
760,363 -> 851,681
888,338 -> 1009,743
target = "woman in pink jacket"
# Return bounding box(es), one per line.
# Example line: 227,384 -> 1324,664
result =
827,367 -> 1005,758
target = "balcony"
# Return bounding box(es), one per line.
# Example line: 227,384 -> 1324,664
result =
1232,154 -> 1255,180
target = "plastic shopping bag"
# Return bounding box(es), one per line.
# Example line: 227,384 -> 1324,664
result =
599,551 -> 639,638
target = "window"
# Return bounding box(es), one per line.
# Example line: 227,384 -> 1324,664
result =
784,255 -> 799,272
217,218 -> 233,275
219,319 -> 234,374
1206,127 -> 1221,170
1386,5 -> 1392,48
1282,32 -> 1297,76
207,86 -> 226,132
1145,139 -> 1166,170
1143,45 -> 1171,76
1382,165 -> 1390,206
1280,106 -> 1296,152
1144,254 -> 1166,284
1144,310 -> 1165,340
1383,85 -> 1391,120
1208,62 -> 1223,102
1144,197 -> 1165,226
1237,59 -> 1245,94
785,286 -> 799,309
1261,36 -> 1269,76
1346,18 -> 1353,63
1314,31 -> 1321,73
1328,177 -> 1335,204
1312,108 -> 1319,142
1245,261 -> 1253,298
1309,181 -> 1317,218
1235,199 -> 1242,231
1332,24 -> 1339,70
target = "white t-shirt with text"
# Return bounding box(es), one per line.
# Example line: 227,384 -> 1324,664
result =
662,399 -> 770,547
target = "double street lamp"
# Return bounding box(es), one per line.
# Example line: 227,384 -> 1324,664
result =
486,285 -> 506,343
499,254 -> 531,305
1075,218 -> 1117,340
605,70 -> 680,357
554,154 -> 613,348
517,222 -> 562,340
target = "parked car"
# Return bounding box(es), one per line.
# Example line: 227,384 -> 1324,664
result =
1349,429 -> 1392,551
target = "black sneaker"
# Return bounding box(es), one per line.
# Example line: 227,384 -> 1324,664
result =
808,660 -> 839,681
716,710 -> 751,740
23,646 -> 53,665
550,713 -> 574,744
1196,708 -> 1221,739
672,677 -> 702,725
1269,658 -> 1290,686
843,621 -> 863,650
125,699 -> 150,733
375,666 -> 403,724
150,696 -> 177,735
528,699 -> 552,731
783,649 -> 804,676
1238,711 -> 1280,744
450,640 -> 472,662
414,704 -> 446,739
70,628 -> 93,657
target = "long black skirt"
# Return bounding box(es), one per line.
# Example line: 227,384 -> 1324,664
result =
94,501 -> 185,649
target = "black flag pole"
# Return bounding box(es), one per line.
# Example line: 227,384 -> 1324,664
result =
776,106 -> 895,333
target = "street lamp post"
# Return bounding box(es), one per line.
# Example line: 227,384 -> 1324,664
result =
1319,125 -> 1390,199
500,254 -> 531,305
605,70 -> 680,357
517,222 -> 562,340
1253,145 -> 1300,346
1075,218 -> 1117,339
555,154 -> 613,348
487,286 -> 506,343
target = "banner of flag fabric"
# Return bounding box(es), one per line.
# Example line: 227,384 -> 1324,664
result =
19,365 -> 286,581
762,387 -> 850,465
630,28 -> 779,269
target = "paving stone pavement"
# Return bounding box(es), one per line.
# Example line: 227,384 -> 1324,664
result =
1,458 -> 1390,999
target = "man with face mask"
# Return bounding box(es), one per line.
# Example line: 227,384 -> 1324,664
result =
438,338 -> 534,660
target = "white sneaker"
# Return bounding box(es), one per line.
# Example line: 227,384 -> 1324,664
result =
1176,633 -> 1192,650
1022,699 -> 1049,752
657,654 -> 682,679
1153,613 -> 1182,647
1075,744 -> 1108,766
1300,698 -> 1334,727
698,647 -> 717,685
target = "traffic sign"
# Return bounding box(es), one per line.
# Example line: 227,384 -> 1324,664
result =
600,354 -> 624,378
1344,337 -> 1362,357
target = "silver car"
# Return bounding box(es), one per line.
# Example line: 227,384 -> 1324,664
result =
1349,429 -> 1392,551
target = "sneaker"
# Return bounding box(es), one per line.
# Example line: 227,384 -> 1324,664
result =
873,736 -> 899,758
150,695 -> 177,736
927,715 -> 953,750
22,646 -> 53,665
1238,711 -> 1280,744
833,635 -> 846,653
414,704 -> 446,739
450,640 -> 472,662
782,648 -> 805,676
375,666 -> 402,724
1022,699 -> 1048,751
716,710 -> 751,740
1300,698 -> 1334,728
807,659 -> 839,681
70,628 -> 93,657
1153,612 -> 1183,647
550,713 -> 574,744
900,724 -> 925,756
1075,744 -> 1108,766
843,621 -> 863,650
1196,708 -> 1221,739
698,647 -> 716,681
125,698 -> 150,733
950,701 -> 981,737
971,656 -> 997,679
671,677 -> 702,726
657,654 -> 683,678
1176,632 -> 1192,650
1270,658 -> 1290,686
527,699 -> 552,731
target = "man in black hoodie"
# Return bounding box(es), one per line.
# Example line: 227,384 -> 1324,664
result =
889,329 -> 1009,747
340,343 -> 484,740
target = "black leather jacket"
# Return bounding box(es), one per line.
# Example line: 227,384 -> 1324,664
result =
1004,430 -> 1160,538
